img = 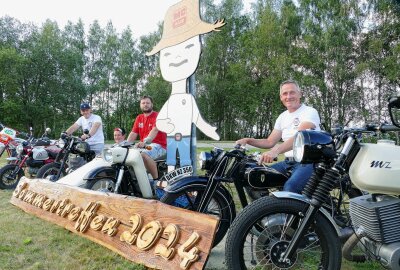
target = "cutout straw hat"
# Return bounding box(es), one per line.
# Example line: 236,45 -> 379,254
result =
146,0 -> 225,56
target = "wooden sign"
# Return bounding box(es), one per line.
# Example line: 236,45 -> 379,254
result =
10,177 -> 219,270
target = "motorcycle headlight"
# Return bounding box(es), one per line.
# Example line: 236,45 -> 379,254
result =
57,138 -> 65,148
102,148 -> 113,163
293,130 -> 335,163
16,144 -> 24,154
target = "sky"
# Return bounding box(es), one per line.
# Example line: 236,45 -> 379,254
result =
0,0 -> 254,38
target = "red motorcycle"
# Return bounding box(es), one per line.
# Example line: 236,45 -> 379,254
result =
0,129 -> 61,189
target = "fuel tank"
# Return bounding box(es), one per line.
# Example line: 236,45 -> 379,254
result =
349,141 -> 400,195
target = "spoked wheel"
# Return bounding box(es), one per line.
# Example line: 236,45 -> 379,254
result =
225,196 -> 341,270
36,163 -> 66,181
160,186 -> 235,247
0,164 -> 24,189
86,178 -> 116,193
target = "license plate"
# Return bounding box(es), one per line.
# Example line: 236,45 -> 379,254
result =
163,166 -> 193,183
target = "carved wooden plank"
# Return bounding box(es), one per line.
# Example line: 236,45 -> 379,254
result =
10,177 -> 219,270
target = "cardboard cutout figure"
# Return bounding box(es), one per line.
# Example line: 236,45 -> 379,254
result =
147,0 -> 225,170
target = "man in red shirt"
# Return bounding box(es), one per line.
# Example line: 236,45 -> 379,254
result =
127,96 -> 167,179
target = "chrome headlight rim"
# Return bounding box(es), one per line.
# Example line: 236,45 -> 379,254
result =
102,148 -> 113,163
293,132 -> 305,162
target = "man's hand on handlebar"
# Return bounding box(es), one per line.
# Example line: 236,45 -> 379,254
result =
134,141 -> 152,150
258,151 -> 278,165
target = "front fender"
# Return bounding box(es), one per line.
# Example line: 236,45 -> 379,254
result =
164,175 -> 210,194
84,166 -> 116,181
272,191 -> 341,236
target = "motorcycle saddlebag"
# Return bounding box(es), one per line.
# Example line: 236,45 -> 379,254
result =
245,166 -> 288,189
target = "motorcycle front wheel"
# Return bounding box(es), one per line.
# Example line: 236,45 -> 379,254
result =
160,185 -> 235,248
86,178 -> 116,193
225,196 -> 341,270
36,162 -> 66,181
0,164 -> 24,189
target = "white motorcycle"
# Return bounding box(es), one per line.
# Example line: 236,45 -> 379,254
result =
224,95 -> 400,270
57,142 -> 168,199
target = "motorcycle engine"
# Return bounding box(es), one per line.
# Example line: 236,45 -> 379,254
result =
349,194 -> 400,268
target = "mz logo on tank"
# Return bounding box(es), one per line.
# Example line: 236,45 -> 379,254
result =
370,161 -> 392,169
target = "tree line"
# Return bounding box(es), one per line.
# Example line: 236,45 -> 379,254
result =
0,0 -> 399,141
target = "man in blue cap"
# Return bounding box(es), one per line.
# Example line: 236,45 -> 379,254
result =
65,102 -> 105,155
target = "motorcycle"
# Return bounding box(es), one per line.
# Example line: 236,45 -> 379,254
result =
51,142 -> 168,199
84,142 -> 168,198
160,144 -> 360,248
0,128 -> 58,189
36,130 -> 96,181
224,97 -> 400,269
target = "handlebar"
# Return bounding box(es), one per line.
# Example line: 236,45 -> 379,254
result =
366,124 -> 400,133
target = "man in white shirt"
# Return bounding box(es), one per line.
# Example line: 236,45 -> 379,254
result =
65,103 -> 105,155
236,80 -> 320,193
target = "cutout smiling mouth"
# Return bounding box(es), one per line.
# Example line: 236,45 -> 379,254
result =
169,59 -> 188,67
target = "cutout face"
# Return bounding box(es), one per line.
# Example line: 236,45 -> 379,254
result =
160,36 -> 201,82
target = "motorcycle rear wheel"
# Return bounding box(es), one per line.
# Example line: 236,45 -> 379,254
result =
36,162 -> 66,181
0,164 -> 24,189
225,196 -> 341,270
160,185 -> 235,248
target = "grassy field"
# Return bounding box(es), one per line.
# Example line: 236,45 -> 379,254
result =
0,149 -> 384,270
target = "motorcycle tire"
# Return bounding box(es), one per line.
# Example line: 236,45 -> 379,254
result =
0,164 -> 24,189
86,178 -> 116,193
225,196 -> 341,270
36,162 -> 66,181
160,185 -> 235,248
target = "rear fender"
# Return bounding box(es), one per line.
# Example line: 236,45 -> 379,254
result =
272,191 -> 340,236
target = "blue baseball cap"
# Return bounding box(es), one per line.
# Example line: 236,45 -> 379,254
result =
80,103 -> 91,110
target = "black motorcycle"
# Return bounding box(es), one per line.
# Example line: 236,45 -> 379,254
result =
160,145 -> 293,247
36,130 -> 96,181
160,142 -> 362,248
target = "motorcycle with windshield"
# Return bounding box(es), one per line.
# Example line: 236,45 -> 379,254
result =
36,130 -> 96,181
160,144 -> 361,248
224,96 -> 400,270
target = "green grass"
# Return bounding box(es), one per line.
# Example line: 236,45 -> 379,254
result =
0,190 -> 146,270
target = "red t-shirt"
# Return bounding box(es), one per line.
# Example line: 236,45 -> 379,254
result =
132,111 -> 167,149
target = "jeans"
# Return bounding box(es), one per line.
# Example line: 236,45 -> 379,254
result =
166,137 -> 191,166
270,160 -> 314,194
